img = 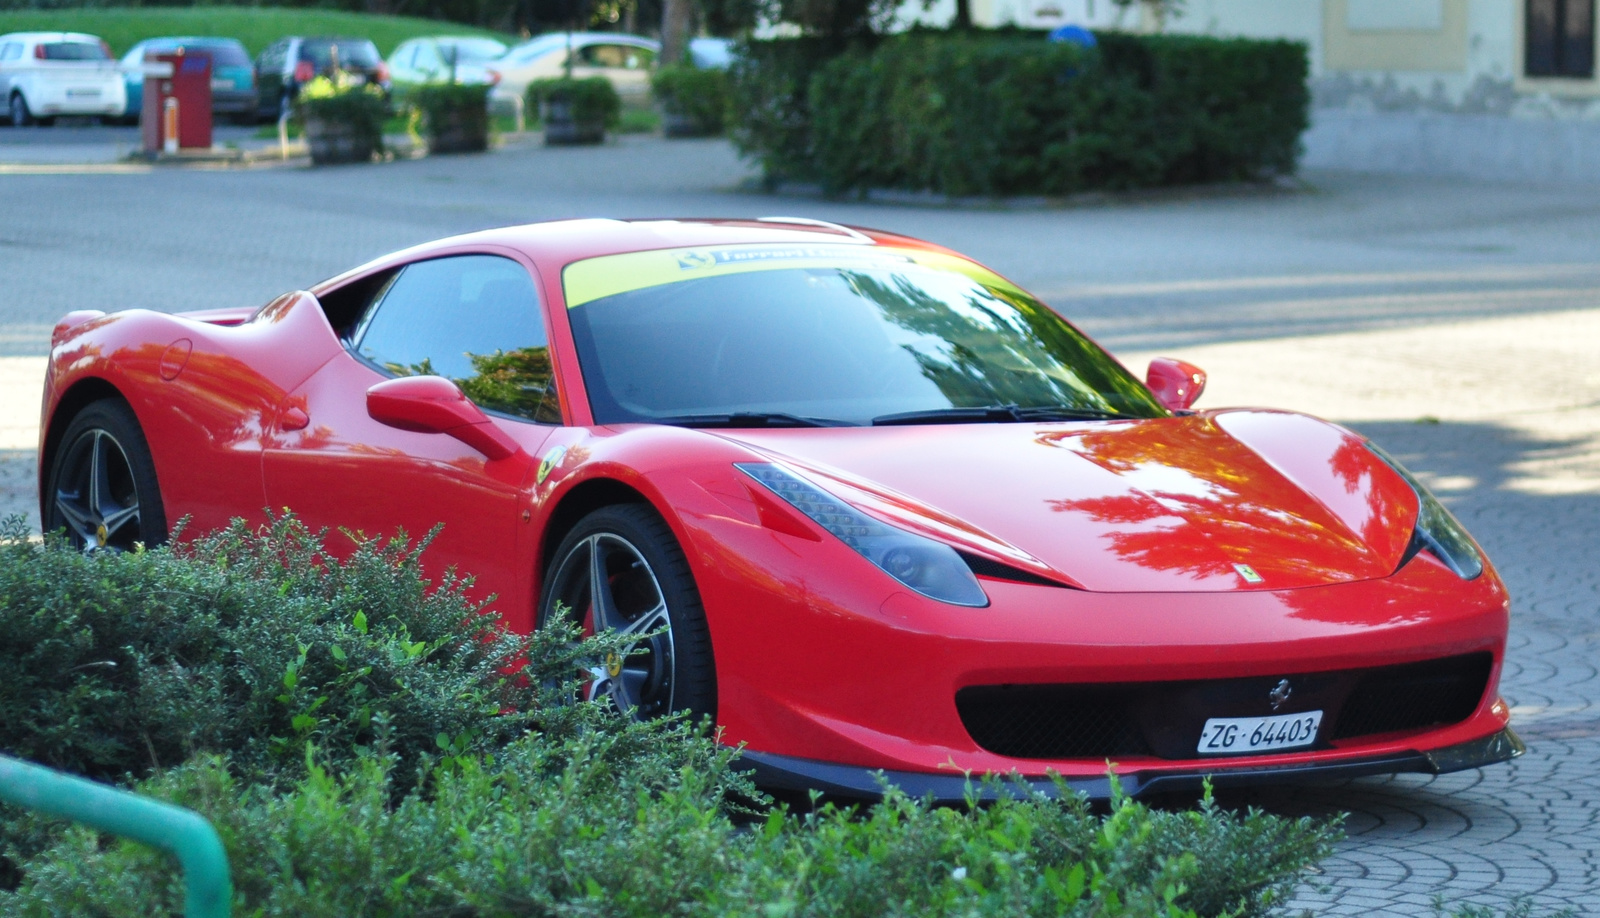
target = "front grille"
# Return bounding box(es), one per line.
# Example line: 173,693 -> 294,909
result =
956,652 -> 1493,760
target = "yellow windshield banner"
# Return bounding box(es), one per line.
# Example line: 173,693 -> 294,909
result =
561,244 -> 1030,308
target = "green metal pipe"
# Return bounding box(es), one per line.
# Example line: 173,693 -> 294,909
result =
0,754 -> 232,918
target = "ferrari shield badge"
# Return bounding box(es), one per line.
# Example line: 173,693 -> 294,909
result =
537,445 -> 568,485
1233,563 -> 1264,584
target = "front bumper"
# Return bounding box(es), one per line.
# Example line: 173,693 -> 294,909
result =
739,727 -> 1526,803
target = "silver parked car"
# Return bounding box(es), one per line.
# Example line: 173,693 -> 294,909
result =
0,31 -> 125,126
487,32 -> 658,112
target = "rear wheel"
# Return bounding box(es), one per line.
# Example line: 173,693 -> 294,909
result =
539,504 -> 716,721
44,400 -> 168,552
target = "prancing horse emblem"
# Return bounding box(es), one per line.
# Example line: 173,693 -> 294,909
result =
1268,678 -> 1293,711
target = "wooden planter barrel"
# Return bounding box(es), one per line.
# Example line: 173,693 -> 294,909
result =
426,105 -> 489,155
541,96 -> 605,145
304,116 -> 378,165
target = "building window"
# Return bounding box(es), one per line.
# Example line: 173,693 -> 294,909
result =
1527,0 -> 1595,78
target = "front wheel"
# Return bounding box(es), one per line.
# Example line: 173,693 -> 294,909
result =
539,504 -> 716,721
44,400 -> 168,552
10,93 -> 34,128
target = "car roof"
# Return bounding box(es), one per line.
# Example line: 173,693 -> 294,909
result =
0,32 -> 103,43
503,31 -> 659,59
135,36 -> 246,48
312,218 -> 951,296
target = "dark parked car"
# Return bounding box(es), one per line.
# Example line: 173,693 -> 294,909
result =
253,35 -> 388,121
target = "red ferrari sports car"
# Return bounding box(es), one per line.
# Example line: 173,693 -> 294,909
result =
38,217 -> 1521,800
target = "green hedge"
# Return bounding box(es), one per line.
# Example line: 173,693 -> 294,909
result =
732,31 -> 1309,196
0,514 -> 1341,915
0,514 -> 606,788
653,64 -> 732,136
528,76 -> 622,127
2,750 -> 1339,918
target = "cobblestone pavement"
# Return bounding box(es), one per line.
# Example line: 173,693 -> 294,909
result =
1,137 -> 1597,915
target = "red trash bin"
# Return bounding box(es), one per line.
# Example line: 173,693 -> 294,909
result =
141,50 -> 213,154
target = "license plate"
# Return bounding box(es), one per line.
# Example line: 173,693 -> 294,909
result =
211,78 -> 233,90
66,89 -> 101,98
1197,710 -> 1322,754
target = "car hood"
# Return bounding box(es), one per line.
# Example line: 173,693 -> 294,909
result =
715,410 -> 1420,593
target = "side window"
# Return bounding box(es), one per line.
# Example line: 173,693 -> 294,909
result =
353,255 -> 560,424
2,43 -> 22,62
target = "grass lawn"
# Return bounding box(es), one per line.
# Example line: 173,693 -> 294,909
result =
0,7 -> 511,57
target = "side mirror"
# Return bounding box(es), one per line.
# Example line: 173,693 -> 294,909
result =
1145,358 -> 1207,412
366,375 -> 521,461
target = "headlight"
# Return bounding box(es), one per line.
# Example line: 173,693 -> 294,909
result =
1366,443 -> 1483,580
735,462 -> 989,607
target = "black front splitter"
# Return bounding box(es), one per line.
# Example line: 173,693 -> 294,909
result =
736,727 -> 1525,804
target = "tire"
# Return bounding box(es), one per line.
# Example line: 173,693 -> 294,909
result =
43,400 -> 168,552
10,92 -> 34,128
538,504 -> 716,722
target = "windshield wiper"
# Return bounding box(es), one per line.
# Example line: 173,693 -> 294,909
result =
871,404 -> 1136,426
651,412 -> 852,429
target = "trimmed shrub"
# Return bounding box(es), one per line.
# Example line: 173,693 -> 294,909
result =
726,36 -> 851,182
734,30 -> 1309,195
527,76 -> 622,128
295,72 -> 387,164
653,64 -> 731,136
1,750 -> 1339,918
0,513 -> 1342,916
0,514 -> 609,788
410,82 -> 491,154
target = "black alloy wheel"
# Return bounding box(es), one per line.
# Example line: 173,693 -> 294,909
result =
44,400 -> 168,552
539,504 -> 716,721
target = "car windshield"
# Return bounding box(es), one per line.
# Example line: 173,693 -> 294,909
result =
563,244 -> 1167,426
39,42 -> 107,61
300,39 -> 380,68
443,38 -> 507,62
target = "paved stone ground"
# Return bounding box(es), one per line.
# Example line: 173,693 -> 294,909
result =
1,136 -> 1596,915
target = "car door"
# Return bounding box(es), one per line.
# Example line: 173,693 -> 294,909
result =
255,40 -> 286,115
0,41 -> 22,98
412,41 -> 444,82
120,43 -> 144,116
262,253 -> 559,620
571,43 -> 653,105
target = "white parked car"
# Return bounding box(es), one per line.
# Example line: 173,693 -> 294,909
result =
387,35 -> 508,102
487,32 -> 658,112
0,31 -> 126,126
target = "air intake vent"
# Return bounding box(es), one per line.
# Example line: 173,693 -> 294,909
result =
1330,653 -> 1493,740
956,653 -> 1494,761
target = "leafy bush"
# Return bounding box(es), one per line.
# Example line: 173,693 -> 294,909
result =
0,514 -> 605,788
1,746 -> 1338,918
734,30 -> 1308,195
295,72 -> 387,156
0,514 -> 1341,916
527,76 -> 621,128
409,82 -> 491,153
726,36 -> 851,182
653,65 -> 732,136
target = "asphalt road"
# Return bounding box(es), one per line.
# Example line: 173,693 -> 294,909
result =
1,133 -> 1596,916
